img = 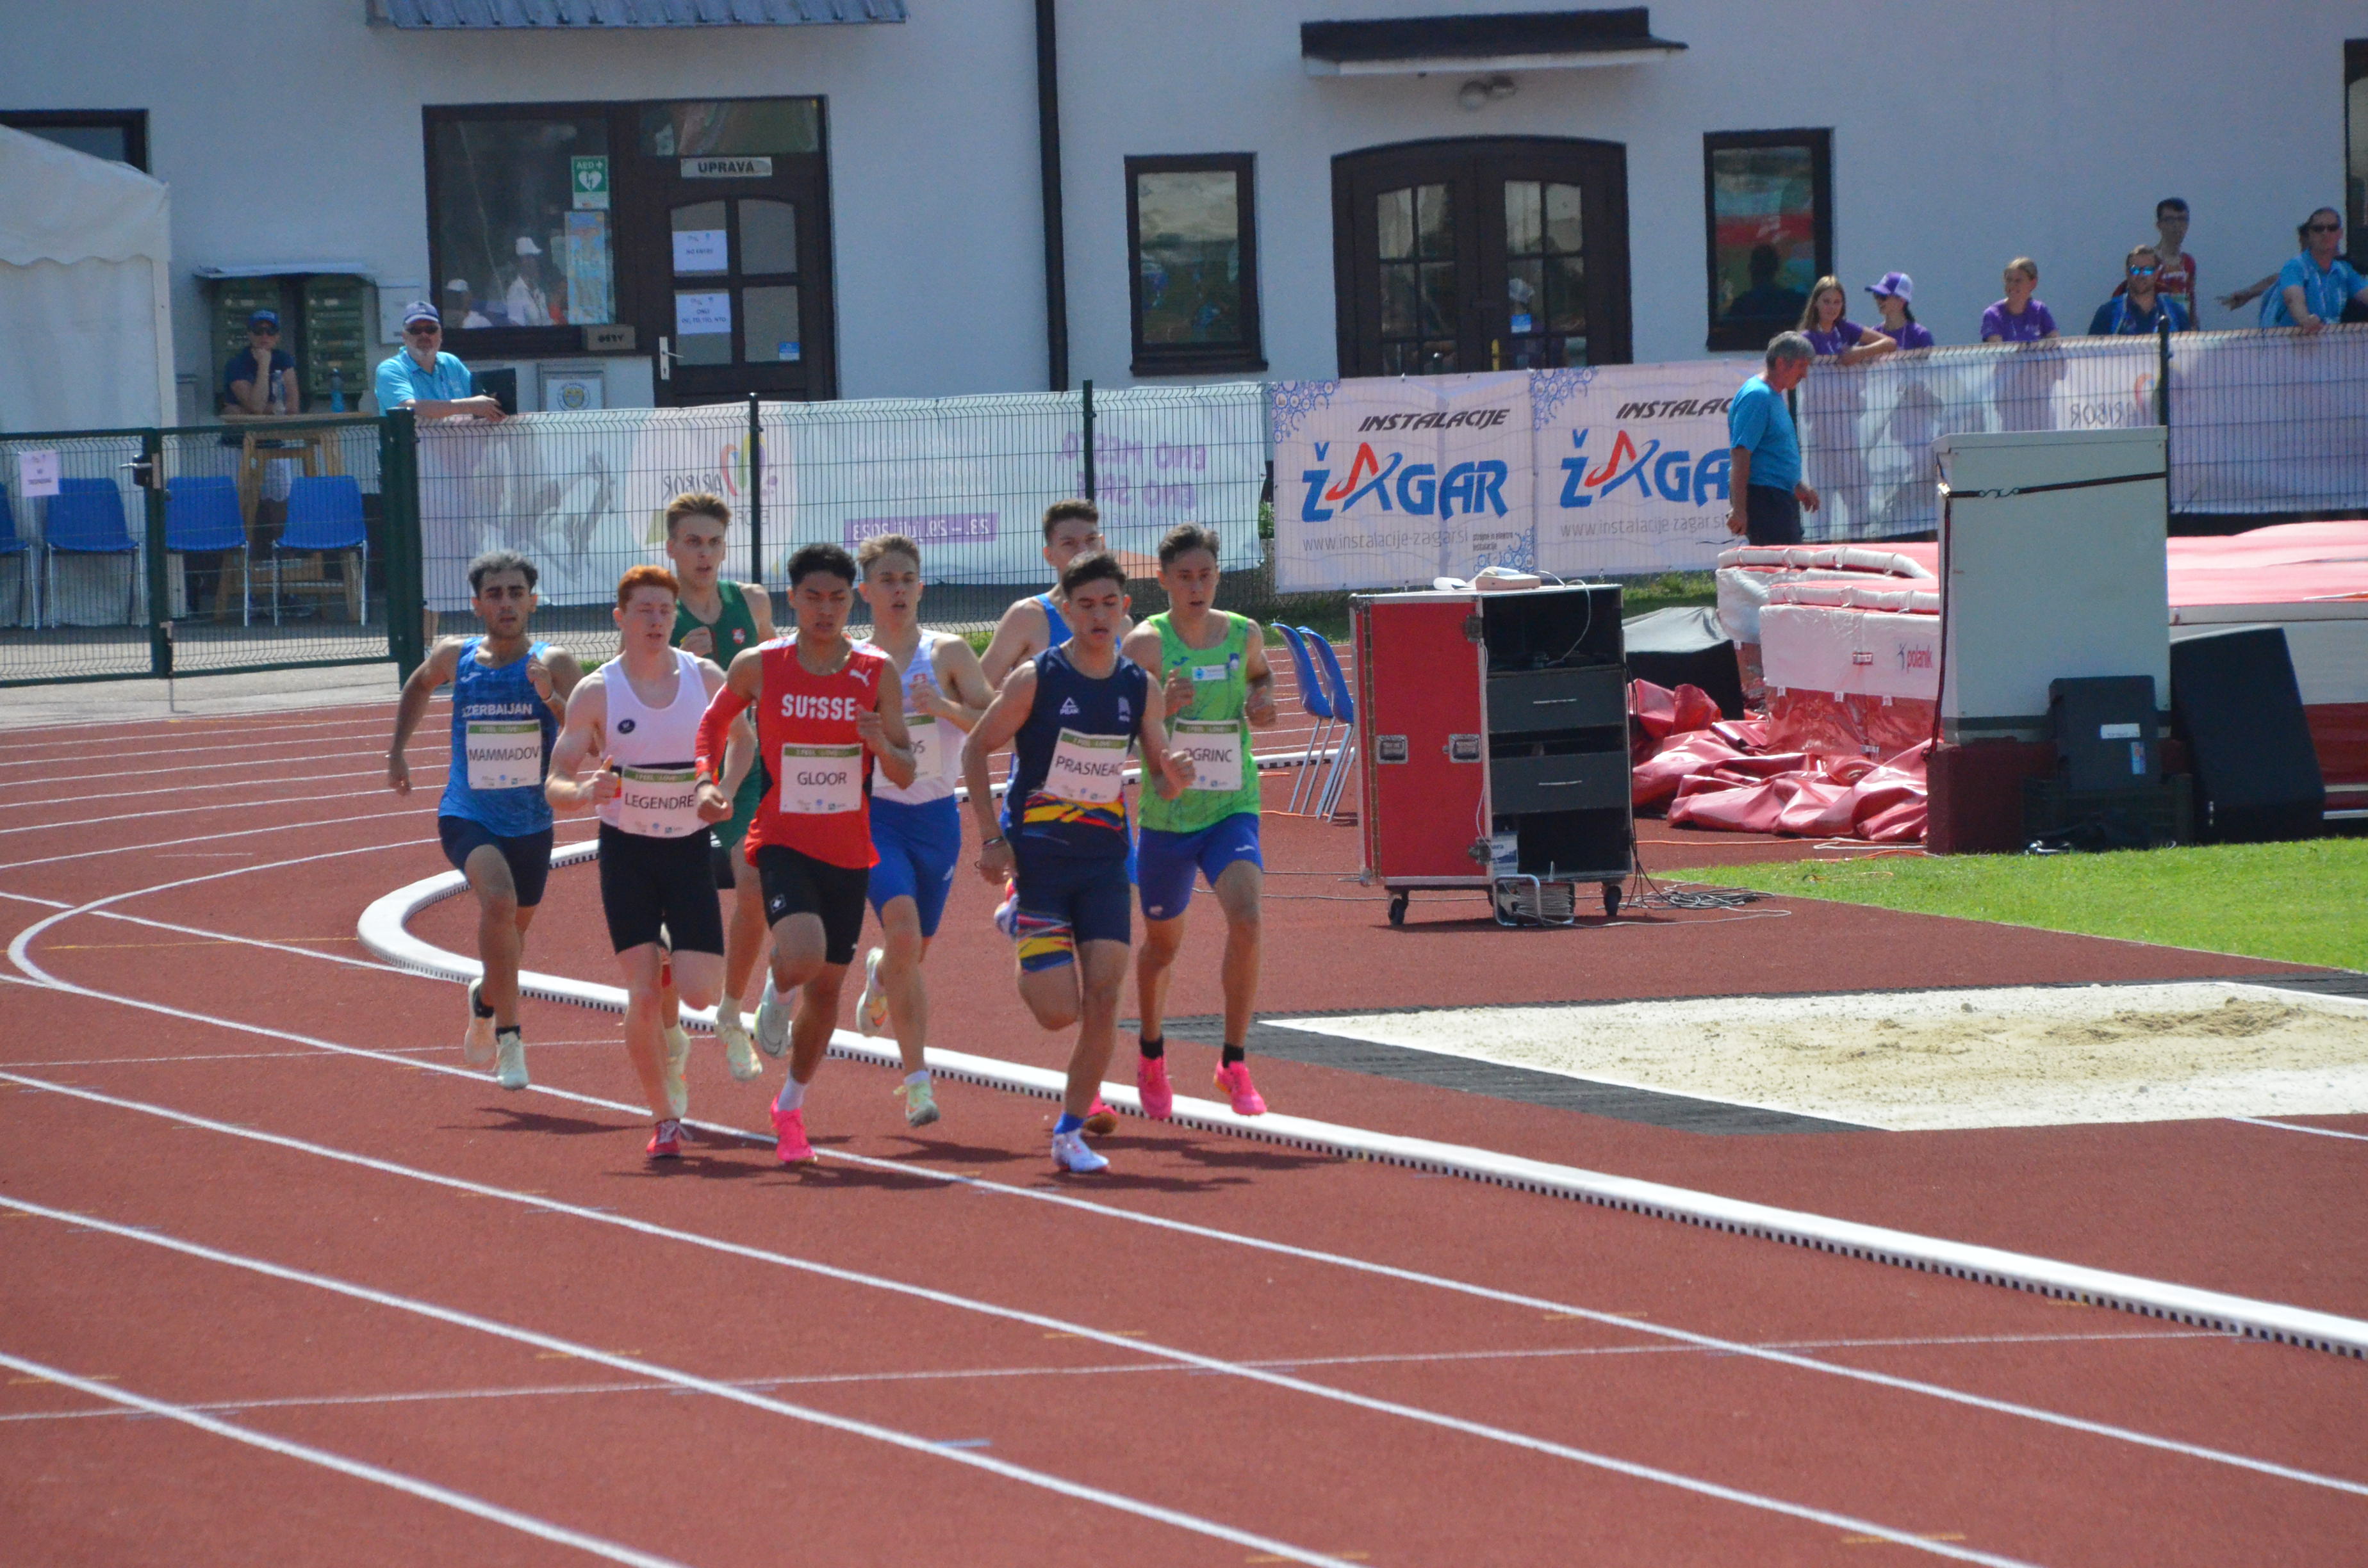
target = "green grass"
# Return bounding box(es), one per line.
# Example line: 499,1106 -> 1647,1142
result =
1665,836 -> 2368,972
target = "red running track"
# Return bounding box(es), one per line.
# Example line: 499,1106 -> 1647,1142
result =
0,701 -> 2363,1567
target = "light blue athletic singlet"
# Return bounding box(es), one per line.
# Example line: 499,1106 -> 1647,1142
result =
1035,591 -> 1072,650
439,637 -> 557,838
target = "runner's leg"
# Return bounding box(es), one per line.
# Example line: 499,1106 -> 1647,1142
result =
616,943 -> 672,1122
1064,939 -> 1129,1120
462,844 -> 523,1028
1210,856 -> 1264,1054
1135,912 -> 1185,1049
724,851 -> 768,1016
875,897 -> 930,1076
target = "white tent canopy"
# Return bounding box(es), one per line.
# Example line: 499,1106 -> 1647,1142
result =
0,125 -> 176,434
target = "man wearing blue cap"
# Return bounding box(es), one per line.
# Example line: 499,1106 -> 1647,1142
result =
222,309 -> 300,415
374,300 -> 506,421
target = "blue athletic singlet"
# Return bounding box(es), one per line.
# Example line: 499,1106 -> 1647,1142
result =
440,637 -> 557,838
1035,591 -> 1072,651
1002,644 -> 1147,860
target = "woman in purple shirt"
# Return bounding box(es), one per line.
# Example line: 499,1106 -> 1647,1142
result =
1980,257 -> 2059,343
1797,276 -> 1895,361
1865,271 -> 1936,349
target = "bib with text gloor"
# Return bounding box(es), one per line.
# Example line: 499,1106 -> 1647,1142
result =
779,743 -> 864,815
1044,728 -> 1129,804
612,765 -> 702,838
464,720 -> 542,791
1173,717 -> 1242,794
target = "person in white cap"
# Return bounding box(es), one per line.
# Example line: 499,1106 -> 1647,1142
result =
1864,272 -> 1934,349
374,302 -> 505,421
443,278 -> 493,331
506,236 -> 553,327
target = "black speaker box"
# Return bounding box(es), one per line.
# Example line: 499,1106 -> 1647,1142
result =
2167,627 -> 2324,842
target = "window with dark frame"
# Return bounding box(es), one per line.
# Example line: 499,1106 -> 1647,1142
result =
1702,129 -> 1833,353
425,106 -> 616,354
2347,42 -> 2367,269
1126,154 -> 1264,375
2,110 -> 148,171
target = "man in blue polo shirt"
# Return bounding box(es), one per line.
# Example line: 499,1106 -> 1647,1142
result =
374,300 -> 506,421
1726,332 -> 1820,546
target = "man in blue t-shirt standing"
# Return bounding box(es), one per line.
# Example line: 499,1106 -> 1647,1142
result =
1727,332 -> 1820,546
373,300 -> 507,421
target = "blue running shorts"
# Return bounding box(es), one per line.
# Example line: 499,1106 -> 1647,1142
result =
439,815 -> 555,909
1135,813 -> 1262,922
867,795 -> 962,938
1010,849 -> 1132,971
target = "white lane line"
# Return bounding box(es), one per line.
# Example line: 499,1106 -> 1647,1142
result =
0,744 -> 416,791
0,1196 -> 1365,1568
10,847 -> 2362,1498
0,726 -> 415,769
0,1145 -> 2036,1565
2230,1117 -> 2368,1143
0,787 -> 399,838
0,1347 -> 694,1568
0,809 -> 434,872
0,762 -> 445,812
0,1329 -> 2219,1426
5,915 -> 2358,1505
0,703 -> 402,746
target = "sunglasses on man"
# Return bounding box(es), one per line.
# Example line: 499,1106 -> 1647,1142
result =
2306,222 -> 2342,234
405,323 -> 443,337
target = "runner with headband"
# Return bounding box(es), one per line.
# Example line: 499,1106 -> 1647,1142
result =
695,543 -> 915,1165
547,565 -> 744,1159
850,533 -> 994,1127
962,551 -> 1195,1174
388,549 -> 580,1091
1124,524 -> 1278,1119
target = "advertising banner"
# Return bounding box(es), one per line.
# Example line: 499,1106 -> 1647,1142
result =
1530,361 -> 1750,577
2169,327 -> 2368,514
1269,373 -> 1531,592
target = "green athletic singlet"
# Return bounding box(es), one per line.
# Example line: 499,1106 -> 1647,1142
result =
1137,610 -> 1261,835
673,579 -> 766,850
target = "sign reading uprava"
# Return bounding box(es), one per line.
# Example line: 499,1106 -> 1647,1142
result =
681,157 -> 773,179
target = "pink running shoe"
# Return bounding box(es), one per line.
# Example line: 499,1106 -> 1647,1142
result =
646,1118 -> 691,1159
1081,1097 -> 1119,1137
1136,1056 -> 1174,1121
1213,1061 -> 1267,1116
771,1104 -> 818,1164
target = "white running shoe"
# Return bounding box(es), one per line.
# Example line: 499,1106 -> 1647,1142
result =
494,1030 -> 529,1091
1050,1129 -> 1109,1174
754,973 -> 791,1059
992,881 -> 1020,940
463,979 -> 496,1068
716,1010 -> 762,1082
662,1025 -> 691,1119
856,947 -> 888,1037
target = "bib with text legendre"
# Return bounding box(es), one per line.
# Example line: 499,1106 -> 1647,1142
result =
1172,717 -> 1241,794
1044,728 -> 1128,804
611,765 -> 702,837
778,743 -> 864,814
464,720 -> 543,790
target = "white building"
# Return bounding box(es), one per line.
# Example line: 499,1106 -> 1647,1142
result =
7,2 -> 2367,425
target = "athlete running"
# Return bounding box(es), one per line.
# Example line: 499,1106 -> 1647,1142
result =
661,490 -> 775,1084
1124,525 -> 1279,1118
846,533 -> 994,1127
962,551 -> 1195,1175
695,543 -> 915,1165
546,566 -> 744,1159
388,550 -> 580,1091
978,498 -> 1130,686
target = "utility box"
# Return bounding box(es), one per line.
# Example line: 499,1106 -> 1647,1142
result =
2049,675 -> 2160,791
1354,584 -> 1631,925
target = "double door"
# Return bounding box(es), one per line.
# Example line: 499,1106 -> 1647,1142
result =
1333,138 -> 1631,377
632,160 -> 834,404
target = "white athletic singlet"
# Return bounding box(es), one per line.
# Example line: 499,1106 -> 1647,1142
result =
873,629 -> 963,806
595,648 -> 709,839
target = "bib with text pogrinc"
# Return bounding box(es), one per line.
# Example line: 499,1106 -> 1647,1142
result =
1173,717 -> 1242,794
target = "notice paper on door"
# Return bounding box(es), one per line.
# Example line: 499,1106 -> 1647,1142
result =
675,291 -> 732,336
671,229 -> 727,274
15,450 -> 60,499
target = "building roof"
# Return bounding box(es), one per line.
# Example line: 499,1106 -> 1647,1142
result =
1301,8 -> 1684,75
374,0 -> 903,26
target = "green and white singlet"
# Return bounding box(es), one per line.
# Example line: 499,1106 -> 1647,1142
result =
1137,610 -> 1260,835
673,579 -> 766,850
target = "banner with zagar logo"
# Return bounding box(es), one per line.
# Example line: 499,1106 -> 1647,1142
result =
1531,362 -> 1752,577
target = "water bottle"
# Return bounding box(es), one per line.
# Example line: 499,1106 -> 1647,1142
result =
330,365 -> 347,413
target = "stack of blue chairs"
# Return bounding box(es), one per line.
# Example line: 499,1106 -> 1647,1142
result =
44,477 -> 137,625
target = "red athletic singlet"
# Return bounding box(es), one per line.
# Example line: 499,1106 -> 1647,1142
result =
746,636 -> 891,870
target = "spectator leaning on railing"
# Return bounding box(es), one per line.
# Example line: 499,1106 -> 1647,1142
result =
2221,209 -> 2368,333
2089,245 -> 2191,336
375,301 -> 506,422
1864,272 -> 1934,349
222,309 -> 299,416
1798,275 -> 1894,361
1981,258 -> 2059,343
2112,199 -> 2198,320
1725,333 -> 1820,548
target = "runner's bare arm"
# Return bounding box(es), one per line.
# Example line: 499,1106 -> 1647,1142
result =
523,645 -> 582,724
962,664 -> 1035,881
386,637 -> 467,794
743,582 -> 777,642
545,674 -> 616,815
691,657 -> 752,816
862,671 -> 917,790
926,636 -> 996,732
693,650 -> 761,812
1137,676 -> 1194,801
1240,623 -> 1280,728
978,598 -> 1042,687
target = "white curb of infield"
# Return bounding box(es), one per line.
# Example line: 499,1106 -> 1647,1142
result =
358,851 -> 2368,1364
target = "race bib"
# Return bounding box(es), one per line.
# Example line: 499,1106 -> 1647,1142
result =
779,743 -> 864,815
1174,718 -> 1242,794
611,765 -> 702,838
1044,727 -> 1128,804
464,719 -> 541,790
903,712 -> 940,782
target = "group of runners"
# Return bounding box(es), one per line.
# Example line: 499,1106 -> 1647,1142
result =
388,494 -> 1279,1173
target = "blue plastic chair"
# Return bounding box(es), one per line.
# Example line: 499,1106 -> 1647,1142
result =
44,477 -> 138,625
0,486 -> 32,627
275,474 -> 368,625
167,475 -> 252,625
1274,622 -> 1336,814
1305,631 -> 1358,820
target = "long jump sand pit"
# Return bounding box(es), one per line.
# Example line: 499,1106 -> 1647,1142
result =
1270,982 -> 2368,1131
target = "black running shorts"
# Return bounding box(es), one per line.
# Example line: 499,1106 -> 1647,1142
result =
597,822 -> 725,956
754,843 -> 870,968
